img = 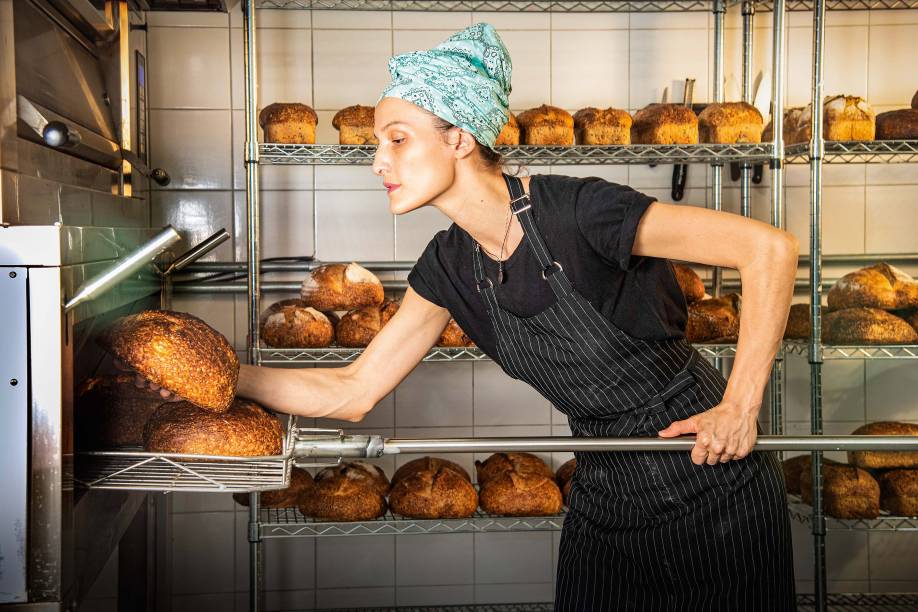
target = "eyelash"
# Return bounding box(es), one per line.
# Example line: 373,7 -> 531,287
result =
392,137 -> 405,144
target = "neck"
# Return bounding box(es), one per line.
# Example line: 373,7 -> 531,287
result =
431,166 -> 523,258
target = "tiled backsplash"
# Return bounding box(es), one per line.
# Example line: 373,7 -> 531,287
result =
82,4 -> 918,611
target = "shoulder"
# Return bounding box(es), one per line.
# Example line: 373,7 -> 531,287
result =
417,222 -> 471,267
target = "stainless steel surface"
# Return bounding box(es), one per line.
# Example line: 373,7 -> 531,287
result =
244,0 -> 261,366
785,139 -> 918,163
711,0 -> 724,301
47,0 -> 116,38
165,228 -> 230,274
63,225 -> 180,312
0,267 -> 28,604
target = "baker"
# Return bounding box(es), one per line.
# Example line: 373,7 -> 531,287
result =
237,23 -> 797,611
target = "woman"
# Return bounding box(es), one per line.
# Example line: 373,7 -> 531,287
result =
239,23 -> 797,611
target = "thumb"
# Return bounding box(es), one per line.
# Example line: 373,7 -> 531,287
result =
658,416 -> 698,438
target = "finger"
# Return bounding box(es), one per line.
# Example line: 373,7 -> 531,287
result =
706,450 -> 721,465
133,374 -> 147,389
114,358 -> 131,372
719,453 -> 734,463
658,417 -> 697,438
158,387 -> 172,399
691,443 -> 708,466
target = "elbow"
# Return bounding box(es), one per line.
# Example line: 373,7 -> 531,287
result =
766,230 -> 799,268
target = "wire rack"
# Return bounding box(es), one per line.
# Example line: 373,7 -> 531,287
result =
260,507 -> 567,538
254,0 -> 720,12
783,341 -> 918,360
785,140 -> 918,164
75,415 -> 297,493
787,495 -> 918,531
314,606 -> 555,612
760,0 -> 918,9
258,143 -> 775,166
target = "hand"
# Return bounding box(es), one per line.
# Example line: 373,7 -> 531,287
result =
114,358 -> 184,402
657,401 -> 759,466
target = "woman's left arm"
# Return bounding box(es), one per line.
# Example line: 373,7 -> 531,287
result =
631,201 -> 800,466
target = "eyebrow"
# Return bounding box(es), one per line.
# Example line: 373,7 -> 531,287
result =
374,121 -> 408,138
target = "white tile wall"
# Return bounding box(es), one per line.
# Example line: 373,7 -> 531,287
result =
148,6 -> 918,609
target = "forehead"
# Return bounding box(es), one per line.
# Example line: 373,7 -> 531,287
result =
374,97 -> 429,128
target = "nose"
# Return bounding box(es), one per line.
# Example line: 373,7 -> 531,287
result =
372,146 -> 389,177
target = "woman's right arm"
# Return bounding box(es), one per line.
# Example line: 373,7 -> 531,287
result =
236,287 -> 451,422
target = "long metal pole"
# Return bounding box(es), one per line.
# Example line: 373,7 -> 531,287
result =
809,0 -> 828,609
740,0 -> 754,220
711,0 -> 726,301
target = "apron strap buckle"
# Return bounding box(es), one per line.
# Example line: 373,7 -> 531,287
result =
541,261 -> 563,280
477,277 -> 493,292
510,193 -> 531,214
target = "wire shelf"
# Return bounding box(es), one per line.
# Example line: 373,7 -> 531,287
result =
785,140 -> 918,164
260,507 -> 567,538
315,605 -> 555,612
75,415 -> 296,493
254,0 -> 718,12
258,143 -> 774,166
758,0 -> 918,9
783,341 -> 918,360
787,496 -> 918,532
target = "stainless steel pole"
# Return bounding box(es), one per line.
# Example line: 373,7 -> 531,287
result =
243,0 -> 261,367
741,0 -> 755,220
712,0 -> 726,302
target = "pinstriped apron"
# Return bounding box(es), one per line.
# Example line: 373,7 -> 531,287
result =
473,174 -> 795,612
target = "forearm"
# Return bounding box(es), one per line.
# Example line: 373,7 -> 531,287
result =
237,363 -> 372,422
722,235 -> 799,414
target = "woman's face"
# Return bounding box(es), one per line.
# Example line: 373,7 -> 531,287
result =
372,97 -> 461,215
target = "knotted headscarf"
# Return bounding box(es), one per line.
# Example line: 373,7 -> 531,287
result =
377,22 -> 512,149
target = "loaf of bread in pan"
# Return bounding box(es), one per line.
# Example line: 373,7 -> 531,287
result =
572,107 -> 631,145
817,95 -> 876,141
494,112 -> 520,146
336,299 -> 400,348
822,308 -> 918,345
259,102 -> 318,144
99,310 -> 238,412
332,105 -> 377,145
260,299 -> 335,348
697,102 -> 764,144
630,104 -> 698,145
300,262 -> 385,312
686,293 -> 741,343
143,398 -> 282,456
233,467 -> 314,509
388,459 -> 478,519
517,105 -> 574,146
799,462 -> 880,519
75,374 -> 166,448
827,263 -> 918,311
877,469 -> 918,516
848,422 -> 918,469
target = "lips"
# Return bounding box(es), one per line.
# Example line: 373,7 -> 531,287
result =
384,182 -> 400,193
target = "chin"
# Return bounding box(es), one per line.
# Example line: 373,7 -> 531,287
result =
387,191 -> 426,215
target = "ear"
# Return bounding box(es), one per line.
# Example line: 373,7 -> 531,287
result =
453,129 -> 478,160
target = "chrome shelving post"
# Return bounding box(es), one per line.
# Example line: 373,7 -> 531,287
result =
808,0 -> 828,609
712,0 -> 727,377
740,1 -> 755,220
771,0 -> 788,440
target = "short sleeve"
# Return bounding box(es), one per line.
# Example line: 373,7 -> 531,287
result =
574,178 -> 657,271
407,234 -> 447,308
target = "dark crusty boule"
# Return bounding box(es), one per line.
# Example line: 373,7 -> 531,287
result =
99,310 -> 239,412
233,467 -> 314,509
75,374 -> 167,449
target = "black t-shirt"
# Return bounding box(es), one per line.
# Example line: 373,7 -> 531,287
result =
407,173 -> 687,358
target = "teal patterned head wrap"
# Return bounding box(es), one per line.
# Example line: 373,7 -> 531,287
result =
377,23 -> 512,149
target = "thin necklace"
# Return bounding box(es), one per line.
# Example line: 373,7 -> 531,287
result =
479,204 -> 513,284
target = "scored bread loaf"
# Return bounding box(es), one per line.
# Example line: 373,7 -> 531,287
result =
300,461 -> 389,521
75,374 -> 166,448
697,102 -> 764,144
336,299 -> 400,348
300,262 -> 384,311
827,263 -> 918,311
476,452 -> 555,485
686,293 -> 741,343
479,471 -> 563,516
233,467 -> 314,509
572,107 -> 632,145
494,112 -> 520,146
143,398 -> 283,456
782,454 -> 840,495
848,422 -> 918,469
877,470 -> 918,516
517,105 -> 574,146
388,460 -> 478,519
819,95 -> 876,141
671,263 -> 705,303
799,462 -> 880,519
332,105 -> 377,145
437,317 -> 475,347
259,299 -> 335,348
822,308 -> 918,345
259,102 -> 318,144
875,109 -> 918,140
392,456 -> 471,484
630,104 -> 698,145
99,310 -> 239,412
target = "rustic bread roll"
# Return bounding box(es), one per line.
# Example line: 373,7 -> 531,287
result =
336,299 -> 399,348
782,454 -> 840,495
820,95 -> 876,141
475,452 -> 554,485
686,293 -> 741,343
556,458 -> 576,504
517,105 -> 574,146
392,456 -> 471,484
259,299 -> 334,348
300,262 -> 384,311
479,471 -> 563,516
698,102 -> 764,144
799,462 -> 880,519
233,467 -> 314,509
877,469 -> 918,516
332,105 -> 377,145
631,104 -> 698,145
875,109 -> 918,140
572,107 -> 632,145
143,398 -> 282,456
494,112 -> 520,146
437,318 -> 475,347
763,106 -> 808,145
671,263 -> 705,303
784,303 -> 812,340
75,374 -> 166,448
258,102 -> 318,144
827,263 -> 918,311
99,310 -> 238,412
823,308 -> 918,345
848,422 -> 918,469
300,462 -> 388,521
389,463 -> 479,519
